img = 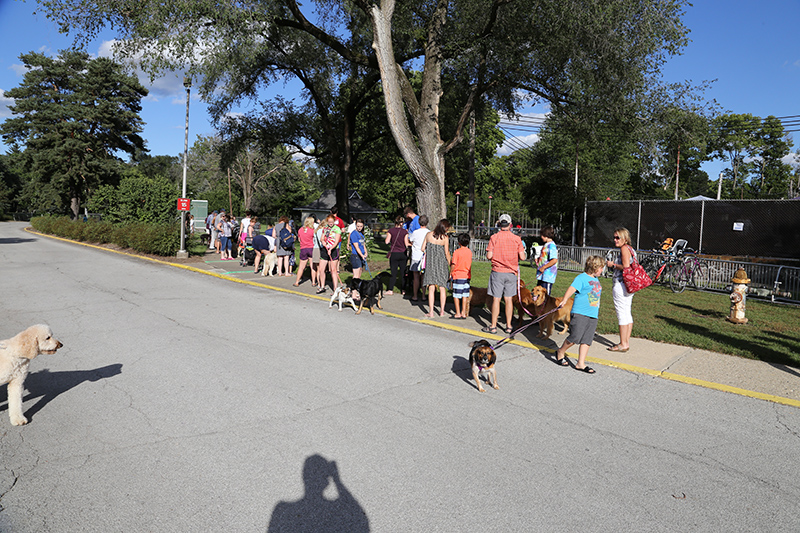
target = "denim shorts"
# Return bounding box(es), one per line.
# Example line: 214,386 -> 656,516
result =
350,254 -> 365,269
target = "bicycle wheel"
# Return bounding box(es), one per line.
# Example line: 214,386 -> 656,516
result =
691,261 -> 709,289
603,250 -> 616,278
669,263 -> 687,293
640,255 -> 661,281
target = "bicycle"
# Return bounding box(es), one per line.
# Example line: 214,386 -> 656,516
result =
639,239 -> 685,285
668,247 -> 709,293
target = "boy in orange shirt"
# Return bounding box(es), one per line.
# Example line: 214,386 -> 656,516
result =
450,233 -> 473,319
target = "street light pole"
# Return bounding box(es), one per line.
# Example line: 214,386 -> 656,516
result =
488,195 -> 493,227
177,77 -> 191,259
455,191 -> 460,230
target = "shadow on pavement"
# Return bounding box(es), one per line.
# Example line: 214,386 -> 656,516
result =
0,237 -> 37,245
268,454 -> 369,532
0,364 -> 123,422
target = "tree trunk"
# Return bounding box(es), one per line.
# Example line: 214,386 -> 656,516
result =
70,195 -> 81,220
369,1 -> 446,222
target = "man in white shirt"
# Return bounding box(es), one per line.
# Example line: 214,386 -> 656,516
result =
408,215 -> 430,301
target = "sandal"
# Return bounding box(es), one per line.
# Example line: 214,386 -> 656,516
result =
480,326 -> 498,334
503,326 -> 513,334
575,366 -> 595,374
555,357 -> 569,366
292,283 -> 300,287
316,287 -> 326,294
607,345 -> 629,353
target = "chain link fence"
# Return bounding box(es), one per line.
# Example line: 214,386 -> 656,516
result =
583,199 -> 800,262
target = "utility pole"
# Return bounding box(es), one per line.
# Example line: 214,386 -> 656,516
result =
177,77 -> 191,259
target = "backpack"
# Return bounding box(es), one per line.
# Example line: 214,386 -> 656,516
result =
279,225 -> 295,251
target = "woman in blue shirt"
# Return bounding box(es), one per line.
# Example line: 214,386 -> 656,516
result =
349,219 -> 368,279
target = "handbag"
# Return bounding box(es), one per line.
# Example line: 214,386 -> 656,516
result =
621,246 -> 652,293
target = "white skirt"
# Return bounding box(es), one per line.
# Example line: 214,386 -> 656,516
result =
612,280 -> 634,325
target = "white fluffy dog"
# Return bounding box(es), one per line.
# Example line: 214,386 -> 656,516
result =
1,325 -> 63,426
260,251 -> 278,277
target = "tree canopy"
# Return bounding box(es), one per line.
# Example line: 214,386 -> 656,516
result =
39,0 -> 692,223
0,50 -> 148,218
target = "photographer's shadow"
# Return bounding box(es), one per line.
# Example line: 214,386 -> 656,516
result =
268,454 -> 369,533
0,364 -> 123,421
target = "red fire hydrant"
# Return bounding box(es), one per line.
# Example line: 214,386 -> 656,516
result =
727,267 -> 750,324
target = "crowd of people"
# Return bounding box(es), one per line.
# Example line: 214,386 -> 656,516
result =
202,206 -> 638,374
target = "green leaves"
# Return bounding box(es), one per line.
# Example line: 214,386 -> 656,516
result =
0,50 -> 148,217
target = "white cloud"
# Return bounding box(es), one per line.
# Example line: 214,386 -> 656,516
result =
0,89 -> 13,118
95,39 -> 213,101
497,133 -> 540,156
9,64 -> 28,77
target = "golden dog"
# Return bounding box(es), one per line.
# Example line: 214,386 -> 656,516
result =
1,325 -> 63,425
463,286 -> 489,317
466,281 -> 533,326
531,285 -> 573,339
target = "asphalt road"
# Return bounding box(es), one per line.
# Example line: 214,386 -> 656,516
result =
2,221 -> 800,532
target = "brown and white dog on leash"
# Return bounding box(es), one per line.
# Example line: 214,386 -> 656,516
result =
468,339 -> 498,392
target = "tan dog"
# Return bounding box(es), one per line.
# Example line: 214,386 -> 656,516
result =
1,325 -> 63,426
463,287 -> 489,317
469,340 -> 498,392
260,251 -> 278,277
531,285 -> 573,339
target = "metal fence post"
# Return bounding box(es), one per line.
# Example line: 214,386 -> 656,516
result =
699,200 -> 705,253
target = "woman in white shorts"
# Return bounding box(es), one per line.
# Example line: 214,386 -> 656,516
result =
606,227 -> 635,352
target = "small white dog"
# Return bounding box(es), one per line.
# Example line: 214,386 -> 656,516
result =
260,251 -> 278,277
1,324 -> 63,426
329,285 -> 357,312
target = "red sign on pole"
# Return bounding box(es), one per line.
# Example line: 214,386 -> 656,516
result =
177,198 -> 191,211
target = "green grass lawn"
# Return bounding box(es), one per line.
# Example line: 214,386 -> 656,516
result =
366,238 -> 800,368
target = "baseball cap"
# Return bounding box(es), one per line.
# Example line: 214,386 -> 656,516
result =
498,214 -> 512,227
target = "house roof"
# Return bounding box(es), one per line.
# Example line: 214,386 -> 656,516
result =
294,189 -> 386,214
685,195 -> 716,201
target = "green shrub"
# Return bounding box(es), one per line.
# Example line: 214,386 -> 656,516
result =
31,215 -> 181,257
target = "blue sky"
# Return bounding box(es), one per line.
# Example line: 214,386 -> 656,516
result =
1,0 -> 798,176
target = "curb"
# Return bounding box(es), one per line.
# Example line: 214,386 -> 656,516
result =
26,227 -> 800,409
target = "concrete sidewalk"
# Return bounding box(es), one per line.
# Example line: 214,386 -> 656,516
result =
184,251 -> 800,408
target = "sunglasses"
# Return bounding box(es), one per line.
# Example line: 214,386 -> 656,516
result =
613,236 -> 621,240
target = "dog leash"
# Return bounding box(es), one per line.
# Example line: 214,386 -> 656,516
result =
363,259 -> 373,279
490,269 -> 558,351
490,306 -> 563,351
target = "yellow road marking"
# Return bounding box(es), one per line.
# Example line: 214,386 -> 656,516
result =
27,227 -> 800,409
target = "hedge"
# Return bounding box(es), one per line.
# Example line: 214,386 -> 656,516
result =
31,216 -> 181,256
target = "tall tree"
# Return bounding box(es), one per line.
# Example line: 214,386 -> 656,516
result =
0,50 -> 147,218
361,0 -> 691,220
653,106 -> 710,199
41,0 -> 386,221
752,116 -> 793,198
708,113 -> 761,196
41,0 -> 690,223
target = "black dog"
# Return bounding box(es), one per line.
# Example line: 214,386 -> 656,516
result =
350,271 -> 390,315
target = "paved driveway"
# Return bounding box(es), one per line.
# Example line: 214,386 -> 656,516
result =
1,221 -> 800,532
